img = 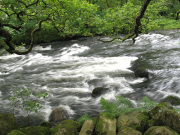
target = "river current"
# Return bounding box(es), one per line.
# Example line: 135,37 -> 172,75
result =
0,30 -> 180,125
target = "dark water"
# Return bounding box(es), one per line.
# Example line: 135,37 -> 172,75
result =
0,30 -> 180,125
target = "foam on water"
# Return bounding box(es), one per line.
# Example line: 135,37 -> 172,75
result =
0,42 -> 142,125
33,45 -> 52,51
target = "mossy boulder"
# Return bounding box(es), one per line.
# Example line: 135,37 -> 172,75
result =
7,130 -> 25,135
39,121 -> 51,128
49,108 -> 69,126
95,113 -> 116,135
144,126 -> 179,135
117,111 -> 149,133
92,87 -> 109,97
79,119 -> 96,135
149,102 -> 180,133
148,102 -> 173,119
161,96 -> 180,105
0,113 -> 17,135
52,119 -> 81,135
117,126 -> 142,135
20,126 -> 51,135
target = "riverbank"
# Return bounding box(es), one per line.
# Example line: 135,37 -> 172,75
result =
1,101 -> 180,135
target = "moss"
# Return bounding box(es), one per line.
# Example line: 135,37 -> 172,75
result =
95,114 -> 105,135
20,126 -> 51,135
95,113 -> 116,135
117,111 -> 149,133
92,117 -> 98,125
148,102 -> 173,119
7,130 -> 25,135
161,96 -> 180,105
0,113 -> 17,135
39,121 -> 51,128
118,127 -> 142,135
52,119 -> 81,135
147,119 -> 155,128
144,126 -> 179,135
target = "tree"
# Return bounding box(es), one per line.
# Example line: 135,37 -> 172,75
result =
0,0 -> 50,55
0,0 -> 97,55
0,0 -> 179,55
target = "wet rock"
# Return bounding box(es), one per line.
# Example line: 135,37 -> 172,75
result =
117,127 -> 142,135
79,119 -> 96,135
144,126 -> 178,135
130,58 -> 152,79
117,111 -> 149,133
0,113 -> 17,135
7,130 -> 25,135
49,108 -> 69,126
92,87 -> 108,97
134,67 -> 149,78
21,126 -> 51,135
52,119 -> 81,135
149,102 -> 180,133
95,113 -> 116,135
161,96 -> 180,105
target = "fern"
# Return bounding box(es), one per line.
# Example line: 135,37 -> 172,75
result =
100,96 -> 158,119
137,96 -> 158,111
77,113 -> 91,125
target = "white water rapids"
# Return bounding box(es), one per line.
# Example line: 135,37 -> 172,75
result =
0,30 -> 180,125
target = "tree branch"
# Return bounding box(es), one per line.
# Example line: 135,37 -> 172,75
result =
175,11 -> 180,20
98,0 -> 152,43
2,24 -> 21,31
0,17 -> 50,55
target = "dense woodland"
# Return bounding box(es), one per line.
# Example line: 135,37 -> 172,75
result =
0,0 -> 180,54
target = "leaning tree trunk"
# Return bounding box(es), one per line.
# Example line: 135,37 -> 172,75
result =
98,0 -> 152,43
133,0 -> 151,41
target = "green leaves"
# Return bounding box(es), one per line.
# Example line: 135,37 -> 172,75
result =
7,88 -> 49,125
77,113 -> 91,125
100,96 -> 158,119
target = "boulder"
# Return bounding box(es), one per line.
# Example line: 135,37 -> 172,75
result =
52,119 -> 81,135
117,111 -> 149,133
117,127 -> 142,135
130,58 -> 152,79
0,113 -> 17,135
95,113 -> 116,135
161,96 -> 180,105
49,108 -> 69,126
7,130 -> 25,135
39,121 -> 51,128
20,126 -> 51,135
79,119 -> 96,135
149,102 -> 180,133
144,126 -> 178,135
92,87 -> 108,97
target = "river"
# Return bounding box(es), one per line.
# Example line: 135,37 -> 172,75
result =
0,30 -> 180,125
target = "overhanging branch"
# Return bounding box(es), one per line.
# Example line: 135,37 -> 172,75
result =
98,0 -> 152,43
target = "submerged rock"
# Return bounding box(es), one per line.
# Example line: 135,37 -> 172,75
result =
92,87 -> 109,97
0,113 -> 17,135
161,96 -> 180,105
149,102 -> 180,133
117,111 -> 149,133
144,126 -> 178,135
117,126 -> 142,135
49,108 -> 69,126
95,113 -> 116,135
52,119 -> 81,135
